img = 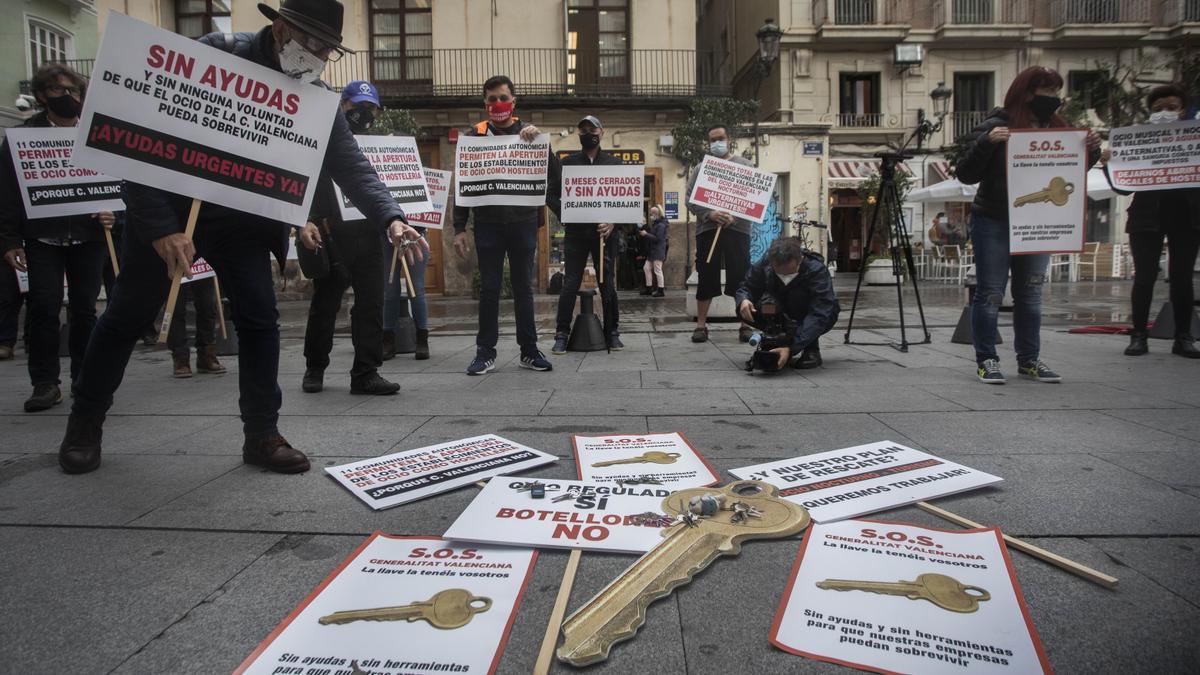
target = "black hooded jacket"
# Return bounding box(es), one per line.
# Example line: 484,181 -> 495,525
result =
734,250 -> 840,354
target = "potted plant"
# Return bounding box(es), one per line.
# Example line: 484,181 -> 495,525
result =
864,252 -> 901,286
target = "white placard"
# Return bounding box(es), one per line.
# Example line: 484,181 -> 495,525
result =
771,519 -> 1050,674
5,128 -> 125,219
73,12 -> 339,225
572,432 -> 720,489
180,257 -> 215,283
687,154 -> 777,224
407,168 -> 451,229
1106,119 -> 1200,192
1006,129 -> 1089,254
560,165 -> 645,223
443,477 -> 677,553
234,534 -> 536,675
16,269 -> 29,294
728,441 -> 1002,523
332,135 -> 433,221
325,435 -> 558,510
454,134 -> 550,207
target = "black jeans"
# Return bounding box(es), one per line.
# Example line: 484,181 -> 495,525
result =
1130,226 -> 1200,333
474,221 -> 538,356
0,262 -> 24,347
167,279 -> 218,356
25,240 -> 105,387
303,223 -> 384,380
555,229 -> 619,335
72,219 -> 283,438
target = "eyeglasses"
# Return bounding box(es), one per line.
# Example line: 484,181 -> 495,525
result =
44,85 -> 82,97
287,25 -> 344,62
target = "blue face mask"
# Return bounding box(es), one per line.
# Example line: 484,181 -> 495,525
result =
708,140 -> 728,157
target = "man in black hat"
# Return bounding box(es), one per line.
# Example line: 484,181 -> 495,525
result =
57,0 -> 426,475
548,115 -> 623,354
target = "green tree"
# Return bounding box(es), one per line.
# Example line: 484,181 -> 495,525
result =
670,97 -> 759,169
369,108 -> 423,137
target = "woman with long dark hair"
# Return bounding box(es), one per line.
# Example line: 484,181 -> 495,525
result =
955,66 -> 1101,384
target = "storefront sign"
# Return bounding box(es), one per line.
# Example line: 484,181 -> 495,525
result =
663,191 -> 679,219
573,432 -> 720,489
1005,129 -> 1088,254
454,134 -> 550,207
688,154 -> 778,224
1106,119 -> 1200,192
333,135 -> 433,221
407,168 -> 451,229
555,148 -> 645,165
559,165 -> 644,223
6,127 -> 124,219
803,141 -> 824,156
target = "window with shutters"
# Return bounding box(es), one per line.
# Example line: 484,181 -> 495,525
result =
28,20 -> 71,75
370,0 -> 432,84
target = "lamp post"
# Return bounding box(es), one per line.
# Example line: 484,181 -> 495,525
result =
752,18 -> 783,167
914,81 -> 954,151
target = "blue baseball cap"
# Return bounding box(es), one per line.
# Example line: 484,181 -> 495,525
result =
342,81 -> 380,107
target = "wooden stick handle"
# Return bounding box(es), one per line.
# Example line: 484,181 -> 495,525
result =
598,234 -> 605,284
212,274 -> 227,341
104,228 -> 120,276
915,501 -> 1118,589
400,252 -> 416,301
388,242 -> 399,284
158,198 -> 201,344
533,549 -> 582,675
705,225 -> 722,264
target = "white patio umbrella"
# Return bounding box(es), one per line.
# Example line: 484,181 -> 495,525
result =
909,169 -> 1116,203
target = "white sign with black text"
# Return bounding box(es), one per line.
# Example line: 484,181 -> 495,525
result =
1005,129 -> 1089,254
1106,119 -> 1200,192
406,167 -> 451,229
454,134 -> 550,207
560,165 -> 645,223
573,432 -> 720,489
333,135 -> 433,221
687,154 -> 777,224
6,127 -> 125,219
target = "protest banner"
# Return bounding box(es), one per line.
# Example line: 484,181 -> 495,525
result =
687,154 -> 777,224
454,134 -> 551,207
1005,129 -> 1089,254
770,519 -> 1050,674
443,478 -> 677,553
1106,119 -> 1200,192
729,441 -> 1001,523
73,12 -> 338,225
5,127 -> 124,220
15,269 -> 29,294
235,534 -> 536,675
332,135 -> 433,221
407,168 -> 452,229
559,165 -> 645,224
180,257 -> 215,283
326,435 -> 557,510
573,432 -> 720,490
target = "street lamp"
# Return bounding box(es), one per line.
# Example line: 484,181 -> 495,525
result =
914,81 -> 954,150
752,18 -> 783,166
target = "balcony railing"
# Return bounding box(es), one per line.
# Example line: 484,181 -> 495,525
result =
19,58 -> 96,94
836,112 -> 885,127
1165,0 -> 1200,24
933,0 -> 1030,26
812,0 -> 905,26
1051,0 -> 1150,25
948,111 -> 989,140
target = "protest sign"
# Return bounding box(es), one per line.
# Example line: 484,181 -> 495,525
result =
1005,129 -> 1089,254
687,154 -> 778,224
332,135 -> 433,221
235,534 -> 536,675
6,127 -> 124,219
73,12 -> 339,225
454,134 -> 550,207
770,519 -> 1050,674
407,168 -> 451,229
559,165 -> 645,223
1106,119 -> 1200,192
729,441 -> 1001,523
444,477 -> 676,553
573,432 -> 720,489
15,269 -> 29,294
180,257 -> 215,283
326,435 -> 557,510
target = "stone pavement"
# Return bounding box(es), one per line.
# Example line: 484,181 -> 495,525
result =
1,279 -> 1198,674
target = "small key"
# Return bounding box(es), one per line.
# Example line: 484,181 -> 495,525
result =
556,480 -> 810,666
592,451 -> 681,467
318,588 -> 492,629
1013,176 -> 1074,207
816,573 -> 990,613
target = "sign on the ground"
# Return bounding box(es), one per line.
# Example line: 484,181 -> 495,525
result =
729,441 -> 1001,523
6,127 -> 124,219
333,135 -> 433,221
687,154 -> 777,224
180,257 -> 214,283
1106,119 -> 1200,192
559,165 -> 644,223
573,432 -> 720,489
454,134 -> 550,207
443,478 -> 676,553
325,435 -> 557,510
234,534 -> 536,675
1005,129 -> 1089,254
406,168 -> 451,229
771,519 -> 1050,674
73,11 -> 338,225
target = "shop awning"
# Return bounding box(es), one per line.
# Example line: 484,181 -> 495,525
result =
828,159 -> 912,189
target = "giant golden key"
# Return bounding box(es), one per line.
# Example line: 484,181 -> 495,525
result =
318,588 -> 491,629
555,480 -> 810,666
1013,176 -> 1074,207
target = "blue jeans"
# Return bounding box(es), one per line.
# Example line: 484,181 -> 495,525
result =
382,234 -> 427,331
474,221 -> 538,356
969,213 -> 1049,365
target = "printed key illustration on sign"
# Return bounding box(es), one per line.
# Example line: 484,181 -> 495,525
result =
592,451 -> 680,467
574,433 -> 720,490
319,589 -> 492,629
1013,176 -> 1074,207
815,573 -> 991,613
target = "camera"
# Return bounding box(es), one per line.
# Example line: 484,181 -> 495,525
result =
744,293 -> 797,372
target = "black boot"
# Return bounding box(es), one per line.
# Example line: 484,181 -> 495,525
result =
796,345 -> 823,370
415,329 -> 430,360
59,413 -> 104,474
1124,330 -> 1148,356
351,371 -> 401,395
651,287 -> 664,298
301,368 -> 324,393
1173,334 -> 1200,359
382,330 -> 396,361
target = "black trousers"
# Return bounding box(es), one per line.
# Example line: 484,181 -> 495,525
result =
1130,225 -> 1200,334
695,228 -> 750,301
555,229 -> 619,336
25,240 -> 105,387
167,279 -> 218,356
0,262 -> 25,348
303,223 -> 384,380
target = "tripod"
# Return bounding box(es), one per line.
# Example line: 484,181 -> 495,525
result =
842,151 -> 931,352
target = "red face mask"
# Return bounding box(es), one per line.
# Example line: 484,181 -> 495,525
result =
487,100 -> 514,124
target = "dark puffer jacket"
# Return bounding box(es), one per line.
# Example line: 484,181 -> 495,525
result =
734,249 -> 839,353
451,119 -> 561,232
643,216 -> 668,261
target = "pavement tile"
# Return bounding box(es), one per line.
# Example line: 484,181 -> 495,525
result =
542,387 -> 751,416
734,385 -> 968,414
917,382 -> 1188,412
345,388 -> 554,416
649,332 -> 743,371
1091,451 -> 1200,493
395,415 -> 647,459
1085,537 -> 1200,607
472,370 -> 637,391
1096,408 -> 1200,443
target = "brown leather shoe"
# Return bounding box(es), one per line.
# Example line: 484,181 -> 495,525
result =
196,345 -> 226,374
173,352 -> 193,378
59,414 -> 104,474
242,434 -> 311,474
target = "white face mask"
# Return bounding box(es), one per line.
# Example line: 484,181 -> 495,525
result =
938,217 -> 949,225
279,39 -> 327,84
1149,110 -> 1181,125
776,271 -> 799,285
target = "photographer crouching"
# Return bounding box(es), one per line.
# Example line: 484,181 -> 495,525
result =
735,237 -> 839,372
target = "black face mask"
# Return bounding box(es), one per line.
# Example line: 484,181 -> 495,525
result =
345,107 -> 374,133
44,94 -> 82,119
1029,95 -> 1061,124
580,133 -> 601,150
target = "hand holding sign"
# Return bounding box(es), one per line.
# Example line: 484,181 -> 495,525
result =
153,232 -> 195,281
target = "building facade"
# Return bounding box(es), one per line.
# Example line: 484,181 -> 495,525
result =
2,0 -> 99,127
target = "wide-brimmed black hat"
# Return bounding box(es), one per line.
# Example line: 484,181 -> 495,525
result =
258,0 -> 355,53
